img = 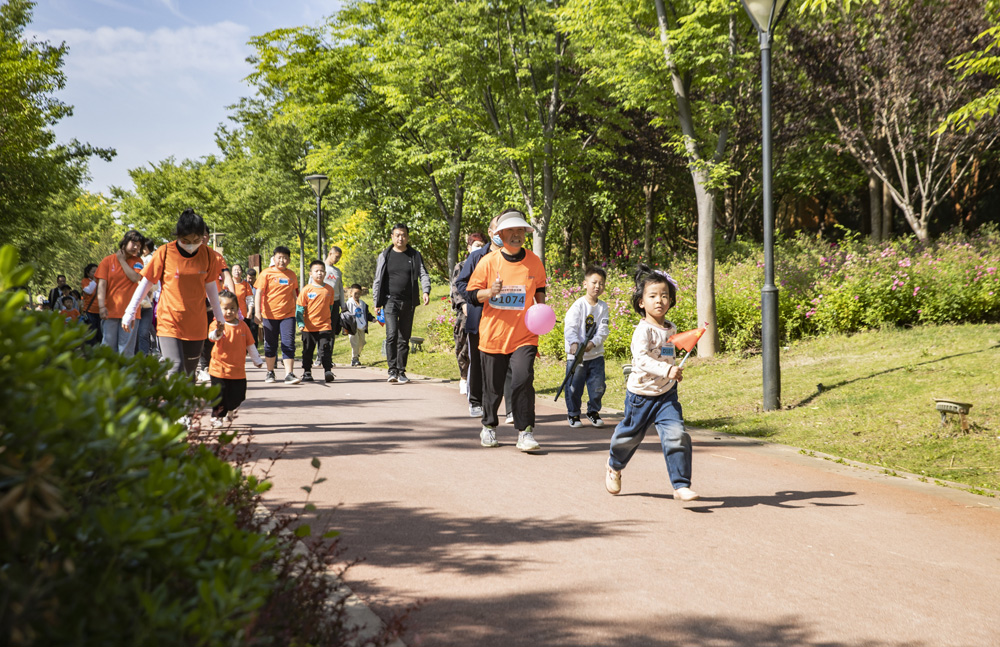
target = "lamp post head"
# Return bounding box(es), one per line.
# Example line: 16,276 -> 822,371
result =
741,0 -> 791,34
305,174 -> 330,198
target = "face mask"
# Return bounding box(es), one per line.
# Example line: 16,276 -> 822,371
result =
491,234 -> 503,247
178,242 -> 201,253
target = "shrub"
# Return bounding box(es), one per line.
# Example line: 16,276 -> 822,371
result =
0,246 -> 405,646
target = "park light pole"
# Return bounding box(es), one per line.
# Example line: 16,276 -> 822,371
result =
305,174 -> 330,259
741,0 -> 790,412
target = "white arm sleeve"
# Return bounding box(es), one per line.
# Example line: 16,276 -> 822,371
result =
123,278 -> 152,323
248,344 -> 262,365
205,281 -> 225,323
83,281 -> 97,295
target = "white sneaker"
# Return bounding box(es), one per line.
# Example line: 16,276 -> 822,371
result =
480,426 -> 499,448
606,461 -> 622,495
516,428 -> 540,452
197,369 -> 211,384
505,412 -> 514,425
211,417 -> 224,429
459,378 -> 468,395
469,404 -> 483,417
673,487 -> 700,502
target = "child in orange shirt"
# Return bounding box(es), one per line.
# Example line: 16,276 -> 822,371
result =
59,296 -> 81,324
296,260 -> 338,383
209,291 -> 264,428
254,246 -> 301,384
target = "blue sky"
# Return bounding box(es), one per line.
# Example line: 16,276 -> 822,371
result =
28,0 -> 344,195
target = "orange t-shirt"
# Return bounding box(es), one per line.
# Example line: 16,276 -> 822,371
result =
81,278 -> 99,313
233,280 -> 252,318
468,248 -> 547,355
141,242 -> 225,341
255,267 -> 299,320
95,252 -> 143,319
60,308 -> 80,323
208,319 -> 255,380
297,283 -> 337,332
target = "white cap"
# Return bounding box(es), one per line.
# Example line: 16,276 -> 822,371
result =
494,210 -> 533,232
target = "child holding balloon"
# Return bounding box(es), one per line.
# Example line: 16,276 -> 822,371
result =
466,209 -> 550,452
605,265 -> 699,501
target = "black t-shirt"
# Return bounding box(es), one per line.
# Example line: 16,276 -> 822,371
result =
387,248 -> 413,300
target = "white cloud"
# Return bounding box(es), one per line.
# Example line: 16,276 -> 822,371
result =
31,22 -> 253,89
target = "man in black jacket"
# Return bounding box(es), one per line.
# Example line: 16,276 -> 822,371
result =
372,223 -> 431,383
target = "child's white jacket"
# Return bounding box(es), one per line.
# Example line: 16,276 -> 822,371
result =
626,319 -> 678,397
563,297 -> 610,361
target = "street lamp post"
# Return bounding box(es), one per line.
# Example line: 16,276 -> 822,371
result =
305,174 -> 330,260
741,0 -> 790,412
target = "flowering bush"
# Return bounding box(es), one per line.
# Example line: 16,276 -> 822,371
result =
542,226 -> 1000,357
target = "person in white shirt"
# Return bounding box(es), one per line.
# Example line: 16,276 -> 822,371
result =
345,283 -> 375,366
323,246 -> 346,358
604,265 -> 698,502
563,266 -> 610,428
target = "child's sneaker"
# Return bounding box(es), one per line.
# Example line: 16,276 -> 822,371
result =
197,368 -> 211,384
673,487 -> 699,502
210,417 -> 224,429
284,373 -> 302,385
264,371 -> 276,383
567,415 -> 582,428
516,428 -> 540,452
469,404 -> 483,418
325,370 -> 335,382
505,412 -> 514,425
480,426 -> 498,448
586,412 -> 605,428
605,461 -> 621,495
301,371 -> 314,382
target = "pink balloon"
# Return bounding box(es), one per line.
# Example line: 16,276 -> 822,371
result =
524,303 -> 556,335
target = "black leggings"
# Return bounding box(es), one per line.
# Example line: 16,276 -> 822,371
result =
158,336 -> 205,378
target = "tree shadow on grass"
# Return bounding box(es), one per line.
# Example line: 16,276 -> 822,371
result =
792,344 -> 1000,409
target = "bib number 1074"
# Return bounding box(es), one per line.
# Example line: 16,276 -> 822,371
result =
490,286 -> 526,311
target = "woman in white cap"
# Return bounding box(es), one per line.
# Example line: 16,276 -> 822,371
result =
466,209 -> 547,452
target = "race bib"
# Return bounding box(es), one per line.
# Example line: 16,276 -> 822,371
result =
490,285 -> 526,311
278,278 -> 289,285
660,344 -> 675,359
307,292 -> 318,299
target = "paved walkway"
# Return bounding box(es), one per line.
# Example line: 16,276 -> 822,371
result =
239,363 -> 1000,647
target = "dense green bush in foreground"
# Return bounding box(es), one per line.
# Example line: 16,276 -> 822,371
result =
0,246 -> 403,646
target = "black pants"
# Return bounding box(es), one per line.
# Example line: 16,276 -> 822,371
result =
210,376 -> 247,419
84,311 -> 102,346
301,330 -> 333,372
199,309 -> 214,370
481,345 -> 537,430
384,297 -> 415,374
454,312 -> 469,379
468,331 -> 512,414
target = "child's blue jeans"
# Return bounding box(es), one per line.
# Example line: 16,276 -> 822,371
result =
565,355 -> 606,417
608,388 -> 692,490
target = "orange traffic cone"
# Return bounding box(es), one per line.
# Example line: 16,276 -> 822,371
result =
668,327 -> 706,353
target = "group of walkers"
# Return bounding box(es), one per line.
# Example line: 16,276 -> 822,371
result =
46,204 -> 698,499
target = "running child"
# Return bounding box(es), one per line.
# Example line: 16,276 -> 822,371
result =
605,265 -> 698,501
296,260 -> 337,383
208,290 -> 264,428
563,265 -> 610,428
345,283 -> 375,366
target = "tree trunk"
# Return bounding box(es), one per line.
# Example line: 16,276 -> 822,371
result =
881,180 -> 892,240
643,183 -> 656,262
581,207 -> 593,269
447,173 -> 466,272
600,220 -> 611,260
869,174 -> 882,243
562,223 -> 573,267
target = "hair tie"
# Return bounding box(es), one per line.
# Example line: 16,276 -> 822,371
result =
653,269 -> 678,290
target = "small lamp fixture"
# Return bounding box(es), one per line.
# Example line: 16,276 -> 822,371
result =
305,174 -> 330,198
741,0 -> 791,34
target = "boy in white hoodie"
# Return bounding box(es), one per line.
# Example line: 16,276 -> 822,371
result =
563,266 -> 611,428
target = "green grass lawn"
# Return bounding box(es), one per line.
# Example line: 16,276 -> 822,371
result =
333,285 -> 1000,493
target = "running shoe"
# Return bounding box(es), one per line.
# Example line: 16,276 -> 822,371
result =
301,372 -> 314,382
459,378 -> 468,394
351,358 -> 361,366
480,426 -> 499,448
196,369 -> 211,384
606,461 -> 622,495
505,412 -> 514,425
211,417 -> 224,429
516,428 -> 540,452
673,487 -> 700,502
264,371 -> 276,383
325,371 -> 335,382
469,404 -> 483,418
586,412 -> 605,428
284,373 -> 302,385
568,415 -> 582,428
396,372 -> 410,384
387,371 -> 398,383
